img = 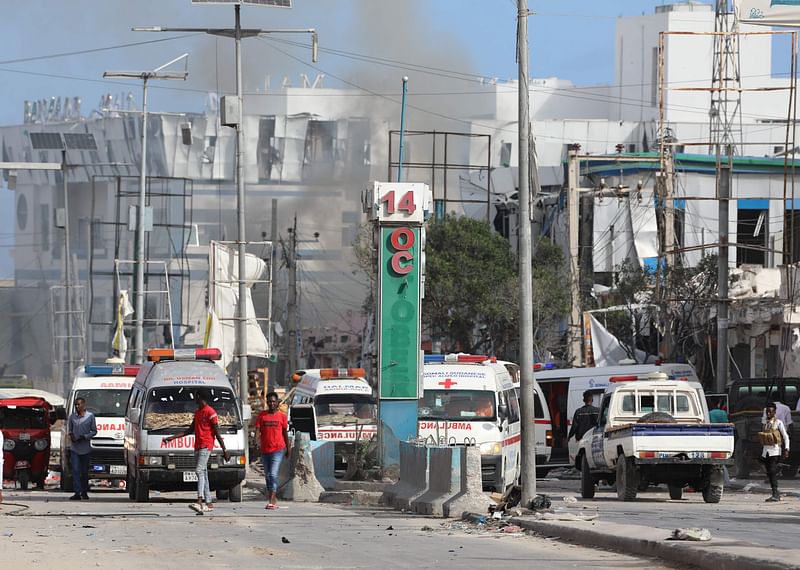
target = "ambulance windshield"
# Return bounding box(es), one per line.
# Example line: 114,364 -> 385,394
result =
74,389 -> 129,418
314,394 -> 377,425
418,390 -> 496,421
143,387 -> 241,432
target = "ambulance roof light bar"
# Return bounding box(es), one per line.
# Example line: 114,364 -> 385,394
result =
291,368 -> 367,383
533,362 -> 556,371
84,364 -> 140,376
147,348 -> 222,362
609,372 -> 672,383
423,354 -> 495,364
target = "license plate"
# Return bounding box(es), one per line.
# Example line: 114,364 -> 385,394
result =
110,465 -> 127,475
19,433 -> 31,441
183,471 -> 198,482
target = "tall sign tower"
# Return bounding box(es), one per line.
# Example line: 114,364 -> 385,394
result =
709,0 -> 743,155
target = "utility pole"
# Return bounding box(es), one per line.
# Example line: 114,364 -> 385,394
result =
135,7 -> 316,396
62,150 -> 74,386
286,215 -> 298,376
517,0 -> 537,505
716,145 -> 732,394
567,149 -> 582,366
103,54 -> 189,364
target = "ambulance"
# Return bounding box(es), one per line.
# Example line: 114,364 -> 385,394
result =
418,354 -> 524,492
60,361 -> 139,491
288,368 -> 378,471
124,348 -> 246,502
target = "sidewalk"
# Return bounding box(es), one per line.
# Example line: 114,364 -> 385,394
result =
506,515 -> 800,570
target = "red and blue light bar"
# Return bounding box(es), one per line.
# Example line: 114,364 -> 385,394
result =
84,364 -> 140,377
424,354 -> 496,364
534,362 -> 556,371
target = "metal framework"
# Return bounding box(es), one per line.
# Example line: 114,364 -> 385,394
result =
709,0 -> 743,156
388,130 -> 493,223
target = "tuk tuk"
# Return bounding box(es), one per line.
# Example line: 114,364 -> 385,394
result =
0,397 -> 59,489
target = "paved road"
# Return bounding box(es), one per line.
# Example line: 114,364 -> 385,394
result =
0,486 -> 682,570
535,477 -> 800,550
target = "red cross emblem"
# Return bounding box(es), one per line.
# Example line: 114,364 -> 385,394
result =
438,378 -> 457,389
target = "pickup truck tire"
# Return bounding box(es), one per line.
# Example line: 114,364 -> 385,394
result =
580,455 -> 596,499
703,483 -> 723,503
734,440 -> 750,479
668,484 -> 683,500
616,456 -> 639,501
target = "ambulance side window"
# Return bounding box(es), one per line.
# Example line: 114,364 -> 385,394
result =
505,390 -> 520,423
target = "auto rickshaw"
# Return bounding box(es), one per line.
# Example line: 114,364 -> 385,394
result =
0,397 -> 60,489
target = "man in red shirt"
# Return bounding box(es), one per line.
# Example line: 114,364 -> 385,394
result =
255,391 -> 290,509
164,389 -> 229,514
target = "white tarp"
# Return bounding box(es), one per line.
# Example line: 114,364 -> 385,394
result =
739,0 -> 800,26
206,243 -> 270,370
629,191 -> 659,265
589,314 -> 655,367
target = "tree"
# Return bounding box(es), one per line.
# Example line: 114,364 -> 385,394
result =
423,215 -> 518,357
531,238 -> 571,361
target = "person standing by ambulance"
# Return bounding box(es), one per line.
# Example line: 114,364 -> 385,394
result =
68,397 -> 97,500
164,389 -> 229,514
255,392 -> 290,510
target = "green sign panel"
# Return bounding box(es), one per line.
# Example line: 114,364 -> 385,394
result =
378,226 -> 421,399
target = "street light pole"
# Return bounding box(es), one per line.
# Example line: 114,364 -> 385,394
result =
517,0 -> 537,506
103,54 -> 188,364
234,3 -> 249,398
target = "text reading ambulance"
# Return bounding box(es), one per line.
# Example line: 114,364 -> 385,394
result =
124,348 -> 246,502
419,354 -> 521,492
60,362 -> 139,490
289,368 -> 377,470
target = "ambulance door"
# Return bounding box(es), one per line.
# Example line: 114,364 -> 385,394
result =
499,388 -> 521,488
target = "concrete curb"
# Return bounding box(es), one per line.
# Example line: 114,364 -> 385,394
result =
500,515 -> 799,570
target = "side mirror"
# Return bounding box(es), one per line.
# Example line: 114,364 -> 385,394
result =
498,404 -> 509,420
129,408 -> 140,424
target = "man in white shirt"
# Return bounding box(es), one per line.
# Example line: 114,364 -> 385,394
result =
761,392 -> 793,428
763,402 -> 791,502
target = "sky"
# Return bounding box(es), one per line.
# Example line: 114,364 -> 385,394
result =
0,0 -> 708,277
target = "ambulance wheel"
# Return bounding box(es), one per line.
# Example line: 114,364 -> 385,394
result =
668,485 -> 683,500
216,488 -> 230,501
580,455 -> 596,499
228,483 -> 242,503
134,473 -> 149,502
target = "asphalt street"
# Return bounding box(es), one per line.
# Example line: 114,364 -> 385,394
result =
0,485 -> 683,570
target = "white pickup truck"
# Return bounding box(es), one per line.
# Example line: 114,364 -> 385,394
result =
577,374 -> 734,503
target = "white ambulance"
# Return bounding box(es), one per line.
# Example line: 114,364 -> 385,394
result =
124,348 -> 247,502
288,368 -> 378,470
60,361 -> 140,491
418,354 -> 523,492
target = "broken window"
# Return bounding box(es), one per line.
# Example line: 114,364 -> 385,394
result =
737,202 -> 767,266
257,117 -> 279,182
303,120 -> 336,181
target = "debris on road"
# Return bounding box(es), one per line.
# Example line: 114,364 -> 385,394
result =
668,528 -> 712,541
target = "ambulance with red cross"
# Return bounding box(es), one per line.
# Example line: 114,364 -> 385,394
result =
418,354 -> 527,492
288,368 -> 378,470
60,361 -> 140,491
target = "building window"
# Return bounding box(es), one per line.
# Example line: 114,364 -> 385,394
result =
303,120 -> 336,181
500,142 -> 512,167
737,204 -> 767,266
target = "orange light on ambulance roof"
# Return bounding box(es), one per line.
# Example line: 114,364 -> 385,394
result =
147,347 -> 222,362
609,375 -> 639,383
318,368 -> 366,379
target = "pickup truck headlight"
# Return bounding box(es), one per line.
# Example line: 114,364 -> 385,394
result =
138,455 -> 163,466
3,439 -> 15,451
34,438 -> 49,451
479,442 -> 502,456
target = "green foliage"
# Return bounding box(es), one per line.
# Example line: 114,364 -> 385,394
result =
531,238 -> 571,359
423,215 -> 518,356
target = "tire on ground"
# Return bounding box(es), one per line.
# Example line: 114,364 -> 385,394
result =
668,484 -> 683,500
229,483 -> 243,503
616,455 -> 639,501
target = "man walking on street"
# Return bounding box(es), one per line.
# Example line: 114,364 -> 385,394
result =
255,391 -> 290,510
568,391 -> 600,443
164,389 -> 229,514
762,402 -> 790,502
68,397 -> 97,500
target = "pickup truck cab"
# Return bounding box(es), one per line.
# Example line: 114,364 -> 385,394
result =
578,373 -> 733,502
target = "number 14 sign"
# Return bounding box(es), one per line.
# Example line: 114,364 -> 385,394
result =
373,182 -> 428,224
